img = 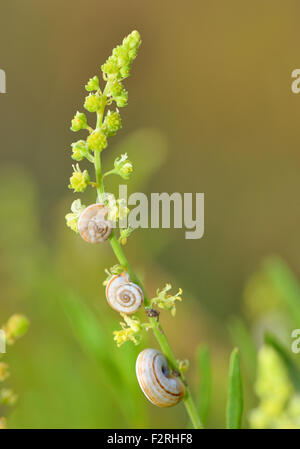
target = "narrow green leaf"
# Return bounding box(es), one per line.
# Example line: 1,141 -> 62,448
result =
263,257 -> 300,325
61,290 -> 147,427
264,332 -> 300,390
228,316 -> 257,379
196,346 -> 212,426
226,348 -> 243,429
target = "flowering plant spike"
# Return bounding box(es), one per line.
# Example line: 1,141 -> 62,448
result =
65,30 -> 203,429
0,314 -> 29,428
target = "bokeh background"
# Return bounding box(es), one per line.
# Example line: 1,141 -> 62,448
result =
1,0 -> 300,428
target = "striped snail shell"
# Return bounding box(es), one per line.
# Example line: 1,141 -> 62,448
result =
78,203 -> 112,243
105,273 -> 144,314
136,348 -> 185,407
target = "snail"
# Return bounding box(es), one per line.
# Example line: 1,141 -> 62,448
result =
105,273 -> 144,314
136,348 -> 185,407
78,203 -> 112,243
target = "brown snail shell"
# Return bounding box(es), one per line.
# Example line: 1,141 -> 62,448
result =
78,203 -> 112,243
105,273 -> 144,314
136,348 -> 185,407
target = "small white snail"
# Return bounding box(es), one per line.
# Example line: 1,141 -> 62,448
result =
105,273 -> 144,314
78,203 -> 112,243
136,348 -> 185,407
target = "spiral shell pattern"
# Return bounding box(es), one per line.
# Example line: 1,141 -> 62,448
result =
136,348 -> 185,407
106,273 -> 144,314
78,203 -> 112,243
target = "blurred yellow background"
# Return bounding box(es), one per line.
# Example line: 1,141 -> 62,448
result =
1,0 -> 300,429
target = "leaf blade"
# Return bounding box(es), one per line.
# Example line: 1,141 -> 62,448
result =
264,331 -> 300,391
226,348 -> 243,429
263,257 -> 300,325
228,316 -> 257,380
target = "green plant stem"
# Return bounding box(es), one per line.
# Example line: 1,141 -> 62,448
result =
109,232 -> 203,429
94,151 -> 105,200
103,169 -> 117,178
93,93 -> 203,430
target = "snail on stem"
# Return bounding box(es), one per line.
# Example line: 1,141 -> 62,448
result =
78,203 -> 112,243
105,272 -> 144,314
136,348 -> 185,408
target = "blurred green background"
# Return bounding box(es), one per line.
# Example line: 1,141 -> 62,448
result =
1,0 -> 300,429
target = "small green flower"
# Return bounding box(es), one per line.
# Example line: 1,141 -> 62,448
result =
65,199 -> 86,233
71,199 -> 86,215
71,140 -> 89,161
84,93 -> 101,112
68,164 -> 90,192
114,153 -> 133,180
3,315 -> 29,345
70,111 -> 88,132
85,75 -> 100,92
101,56 -> 119,77
113,314 -> 141,347
177,359 -> 190,373
65,213 -> 79,233
102,110 -> 122,137
150,284 -> 183,316
119,227 -> 134,246
115,90 -> 128,108
107,198 -> 129,222
87,130 -> 107,151
103,264 -> 124,286
109,80 -> 124,97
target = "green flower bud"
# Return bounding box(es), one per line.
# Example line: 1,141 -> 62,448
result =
114,153 -> 133,180
108,80 -> 128,107
119,227 -> 134,246
84,94 -> 101,113
128,48 -> 138,60
85,75 -> 99,92
115,90 -> 128,108
71,198 -> 85,214
113,46 -> 129,67
65,213 -> 79,233
120,66 -> 131,79
101,56 -> 119,76
87,130 -> 107,151
102,110 -> 122,137
4,315 -> 29,344
71,111 -> 87,132
71,140 -> 89,161
177,359 -> 190,373
68,164 -> 90,192
109,80 -> 124,97
122,30 -> 141,51
65,199 -> 86,233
